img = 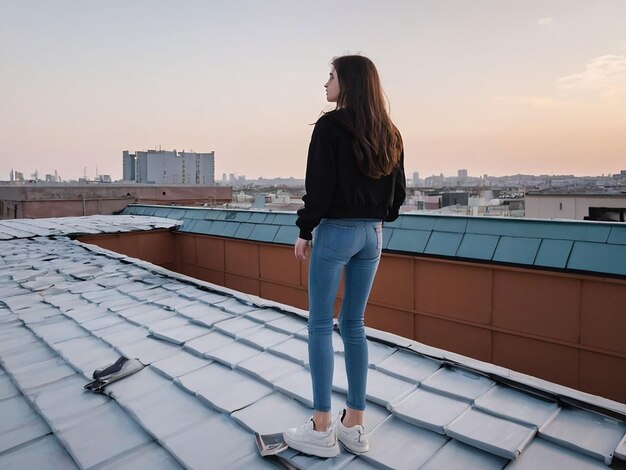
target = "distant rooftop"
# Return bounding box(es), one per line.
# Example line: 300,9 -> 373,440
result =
0,215 -> 625,468
527,191 -> 626,197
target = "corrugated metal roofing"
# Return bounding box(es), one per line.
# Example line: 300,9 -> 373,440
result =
121,205 -> 626,276
0,216 -> 625,469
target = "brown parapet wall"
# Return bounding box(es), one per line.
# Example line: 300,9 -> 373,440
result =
78,229 -> 177,272
80,230 -> 626,404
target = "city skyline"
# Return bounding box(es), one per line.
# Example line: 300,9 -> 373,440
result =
5,163 -> 624,184
1,1 -> 625,181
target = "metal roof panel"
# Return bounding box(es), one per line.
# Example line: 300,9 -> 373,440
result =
0,435 -> 79,470
365,369 -> 417,407
391,388 -> 471,434
234,222 -> 255,239
567,241 -> 626,276
273,225 -> 300,244
51,401 -> 153,469
386,229 -> 431,253
176,362 -> 273,414
493,236 -> 541,265
374,349 -> 441,384
160,413 -> 257,468
539,407 -> 626,465
362,417 -> 448,469
433,216 -> 468,233
150,351 -> 209,380
607,226 -> 626,245
456,233 -> 500,260
424,231 -> 464,257
421,367 -> 495,402
248,224 -> 280,243
474,385 -> 559,428
445,407 -> 536,459
420,439 -> 508,470
506,438 -> 608,469
534,239 -> 574,269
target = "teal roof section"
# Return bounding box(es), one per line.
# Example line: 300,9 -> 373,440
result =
223,211 -> 252,222
568,242 -> 626,277
493,237 -> 541,265
433,217 -> 468,233
234,223 -> 255,239
400,215 -> 435,231
457,234 -> 499,261
424,232 -> 463,257
387,229 -> 431,253
274,226 -> 300,245
220,222 -> 241,237
534,240 -> 574,269
607,226 -> 626,245
249,224 -> 280,243
466,218 -> 611,242
121,205 -> 626,277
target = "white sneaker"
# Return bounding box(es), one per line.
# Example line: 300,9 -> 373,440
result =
283,418 -> 340,458
337,411 -> 369,454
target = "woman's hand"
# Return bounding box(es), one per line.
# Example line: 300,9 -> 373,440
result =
294,237 -> 310,260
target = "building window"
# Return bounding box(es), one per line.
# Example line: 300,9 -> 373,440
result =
586,207 -> 626,222
559,202 -> 562,211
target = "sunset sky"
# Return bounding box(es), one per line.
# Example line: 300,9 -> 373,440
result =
1,1 -> 625,181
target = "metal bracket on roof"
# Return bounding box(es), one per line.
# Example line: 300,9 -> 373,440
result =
84,357 -> 145,394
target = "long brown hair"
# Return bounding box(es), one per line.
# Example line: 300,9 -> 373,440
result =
331,55 -> 402,178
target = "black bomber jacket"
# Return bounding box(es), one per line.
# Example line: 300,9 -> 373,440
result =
296,109 -> 407,240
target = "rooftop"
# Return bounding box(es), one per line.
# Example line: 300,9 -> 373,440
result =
526,192 -> 626,197
1,215 -> 625,469
122,204 -> 626,277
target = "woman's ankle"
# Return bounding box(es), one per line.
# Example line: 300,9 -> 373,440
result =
312,411 -> 332,432
342,407 -> 364,428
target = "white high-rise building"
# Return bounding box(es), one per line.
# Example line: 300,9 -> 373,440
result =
123,150 -> 215,185
122,151 -> 135,181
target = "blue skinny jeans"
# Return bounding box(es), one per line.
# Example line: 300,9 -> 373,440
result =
307,218 -> 383,412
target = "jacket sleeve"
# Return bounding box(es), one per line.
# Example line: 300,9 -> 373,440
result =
384,149 -> 406,222
296,119 -> 336,240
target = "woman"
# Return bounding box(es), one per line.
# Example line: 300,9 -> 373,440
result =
284,55 -> 406,458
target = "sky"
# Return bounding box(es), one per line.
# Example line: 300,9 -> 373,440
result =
1,0 -> 625,181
